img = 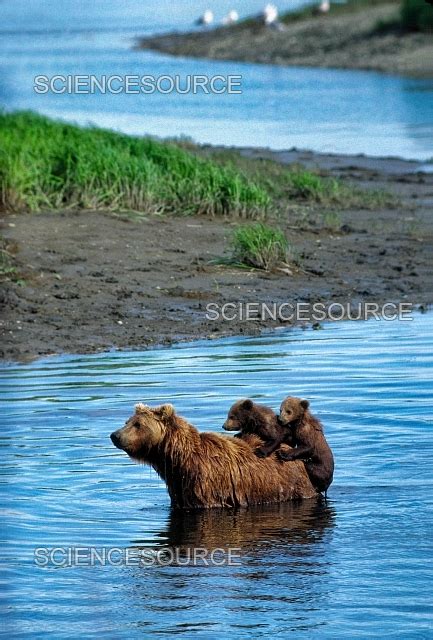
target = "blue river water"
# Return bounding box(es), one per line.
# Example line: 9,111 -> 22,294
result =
1,0 -> 433,160
1,314 -> 432,638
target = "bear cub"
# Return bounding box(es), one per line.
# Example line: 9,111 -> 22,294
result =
278,396 -> 334,494
223,399 -> 293,458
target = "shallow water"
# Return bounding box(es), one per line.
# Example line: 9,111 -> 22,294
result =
1,314 -> 432,638
1,0 -> 433,161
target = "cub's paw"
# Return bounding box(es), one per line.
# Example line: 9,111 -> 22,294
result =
277,450 -> 294,462
254,447 -> 268,458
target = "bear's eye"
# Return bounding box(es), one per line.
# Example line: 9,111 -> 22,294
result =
134,422 -> 140,429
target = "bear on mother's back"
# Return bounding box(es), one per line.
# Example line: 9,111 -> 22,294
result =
223,399 -> 293,458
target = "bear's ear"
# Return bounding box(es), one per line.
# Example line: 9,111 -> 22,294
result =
157,404 -> 175,419
300,399 -> 310,410
241,399 -> 254,410
135,403 -> 149,414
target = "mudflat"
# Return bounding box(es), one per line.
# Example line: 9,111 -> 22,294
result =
137,2 -> 433,78
1,148 -> 432,362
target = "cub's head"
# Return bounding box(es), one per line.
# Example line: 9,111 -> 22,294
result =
110,403 -> 175,460
222,398 -> 272,432
279,396 -> 309,426
222,399 -> 255,432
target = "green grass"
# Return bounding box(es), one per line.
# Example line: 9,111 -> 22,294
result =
231,0 -> 395,28
286,170 -> 344,203
236,0 -> 432,42
196,150 -> 395,211
0,235 -> 18,283
259,0 -> 397,25
374,0 -> 433,33
0,112 -> 396,223
401,0 -> 433,32
231,223 -> 291,270
283,169 -> 393,208
322,210 -> 342,232
0,111 -> 270,217
287,0 -> 393,21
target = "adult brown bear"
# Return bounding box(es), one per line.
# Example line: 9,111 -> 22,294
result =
110,403 -> 318,509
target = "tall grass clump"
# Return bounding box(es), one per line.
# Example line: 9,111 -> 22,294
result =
0,111 -> 270,217
231,223 -> 290,270
285,170 -> 356,204
401,0 -> 433,32
169,150 -> 395,210
284,169 -> 395,209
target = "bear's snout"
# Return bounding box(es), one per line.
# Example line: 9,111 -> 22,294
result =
110,430 -> 123,449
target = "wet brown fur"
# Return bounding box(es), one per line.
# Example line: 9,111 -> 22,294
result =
111,403 -> 317,509
278,397 -> 334,494
223,399 -> 293,458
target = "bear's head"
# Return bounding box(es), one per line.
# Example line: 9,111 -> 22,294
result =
110,403 -> 175,459
223,399 -> 257,432
279,396 -> 309,426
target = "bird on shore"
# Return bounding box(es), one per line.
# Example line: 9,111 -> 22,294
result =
313,0 -> 330,15
262,3 -> 279,25
260,3 -> 285,30
195,10 -> 214,26
222,10 -> 239,25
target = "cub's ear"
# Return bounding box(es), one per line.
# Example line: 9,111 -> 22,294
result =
241,399 -> 254,410
135,403 -> 149,414
157,404 -> 175,419
300,399 -> 310,410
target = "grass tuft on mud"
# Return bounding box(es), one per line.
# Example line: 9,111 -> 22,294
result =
0,112 -> 270,217
231,223 -> 291,270
0,235 -> 19,283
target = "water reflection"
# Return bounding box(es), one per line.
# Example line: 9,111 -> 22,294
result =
123,501 -> 337,635
157,499 -> 336,555
1,315 -> 432,638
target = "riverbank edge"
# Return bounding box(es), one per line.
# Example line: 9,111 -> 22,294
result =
1,146 -> 432,364
136,1 -> 433,79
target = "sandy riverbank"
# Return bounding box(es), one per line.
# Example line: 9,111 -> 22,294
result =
137,1 -> 433,78
1,147 -> 432,362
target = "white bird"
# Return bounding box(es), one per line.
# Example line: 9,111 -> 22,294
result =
196,10 -> 214,26
262,3 -> 279,25
313,0 -> 330,14
222,10 -> 239,25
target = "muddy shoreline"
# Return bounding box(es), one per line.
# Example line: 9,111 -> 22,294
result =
137,2 -> 433,78
1,147 -> 432,363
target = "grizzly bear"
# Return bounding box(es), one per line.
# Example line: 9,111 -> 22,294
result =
110,403 -> 317,509
278,397 -> 334,494
223,399 -> 293,458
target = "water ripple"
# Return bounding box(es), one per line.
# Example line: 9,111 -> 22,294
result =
1,314 -> 432,638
